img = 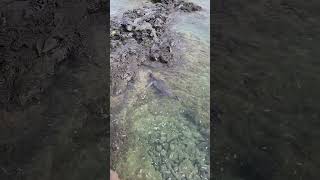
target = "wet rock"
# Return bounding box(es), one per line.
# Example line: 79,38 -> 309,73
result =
125,24 -> 133,31
154,18 -> 163,27
146,125 -> 209,179
170,144 -> 175,151
160,135 -> 167,143
156,145 -> 162,152
111,30 -> 117,36
161,149 -> 166,156
151,0 -> 202,12
150,44 -> 161,61
152,0 -> 174,4
176,1 -> 202,12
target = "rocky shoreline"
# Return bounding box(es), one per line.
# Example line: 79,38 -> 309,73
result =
110,0 -> 201,97
110,0 -> 204,178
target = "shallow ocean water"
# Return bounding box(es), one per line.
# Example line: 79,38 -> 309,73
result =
110,0 -> 149,16
110,0 -> 210,179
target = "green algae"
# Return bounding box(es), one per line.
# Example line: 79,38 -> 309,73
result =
113,36 -> 210,180
116,144 -> 162,180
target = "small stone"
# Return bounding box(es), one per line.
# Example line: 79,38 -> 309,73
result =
126,25 -> 133,31
156,145 -> 162,152
160,136 -> 166,142
111,30 -> 117,36
160,149 -> 166,156
170,144 -> 175,150
161,164 -> 167,171
154,18 -> 163,27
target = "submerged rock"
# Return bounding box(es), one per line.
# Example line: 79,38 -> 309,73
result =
176,1 -> 202,12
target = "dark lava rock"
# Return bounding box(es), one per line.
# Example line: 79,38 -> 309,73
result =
176,1 -> 202,12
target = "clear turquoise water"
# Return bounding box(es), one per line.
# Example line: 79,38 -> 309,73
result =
111,1 -> 210,179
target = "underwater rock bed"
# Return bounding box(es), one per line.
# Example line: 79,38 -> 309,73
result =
114,98 -> 210,180
145,117 -> 209,179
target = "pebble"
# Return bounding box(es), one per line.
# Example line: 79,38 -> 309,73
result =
156,145 -> 162,152
161,149 -> 166,156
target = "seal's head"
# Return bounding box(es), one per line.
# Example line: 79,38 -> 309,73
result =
146,70 -> 154,78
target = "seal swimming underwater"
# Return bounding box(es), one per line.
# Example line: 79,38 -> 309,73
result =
146,72 -> 179,100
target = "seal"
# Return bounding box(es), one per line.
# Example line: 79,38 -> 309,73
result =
146,72 -> 179,100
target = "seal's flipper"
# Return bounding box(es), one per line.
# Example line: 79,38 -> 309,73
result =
145,81 -> 154,89
174,96 -> 180,101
